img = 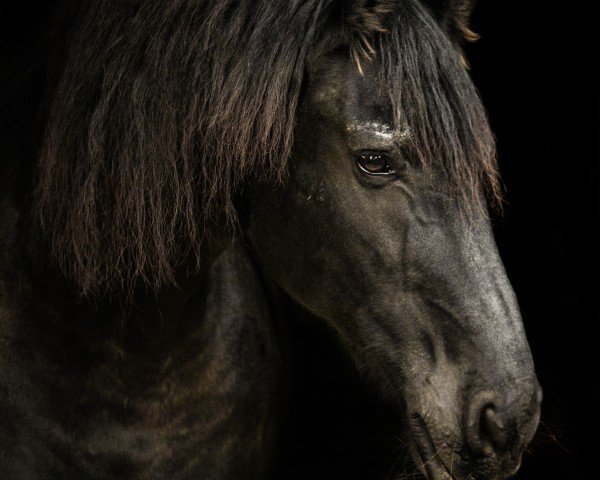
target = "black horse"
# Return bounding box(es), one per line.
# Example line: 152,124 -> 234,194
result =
0,1 -> 541,479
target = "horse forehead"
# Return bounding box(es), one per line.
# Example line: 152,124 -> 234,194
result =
307,55 -> 392,126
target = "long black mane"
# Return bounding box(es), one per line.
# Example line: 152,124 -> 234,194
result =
33,0 -> 499,296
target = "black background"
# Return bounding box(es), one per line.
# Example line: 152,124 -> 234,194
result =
1,1 -> 598,479
469,2 -> 598,478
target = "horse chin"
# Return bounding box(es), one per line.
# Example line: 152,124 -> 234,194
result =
406,413 -> 456,480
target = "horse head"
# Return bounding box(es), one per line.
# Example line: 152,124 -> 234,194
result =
247,1 -> 541,478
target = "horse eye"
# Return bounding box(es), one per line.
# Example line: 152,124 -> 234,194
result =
356,153 -> 395,175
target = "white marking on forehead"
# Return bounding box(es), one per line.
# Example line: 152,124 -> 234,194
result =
346,121 -> 412,143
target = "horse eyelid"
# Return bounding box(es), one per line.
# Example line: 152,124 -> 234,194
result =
356,160 -> 395,176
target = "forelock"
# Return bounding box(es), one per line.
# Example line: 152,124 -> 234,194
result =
35,0 -> 498,298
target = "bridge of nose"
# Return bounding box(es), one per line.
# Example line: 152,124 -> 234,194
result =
402,205 -> 535,368
398,201 -> 541,465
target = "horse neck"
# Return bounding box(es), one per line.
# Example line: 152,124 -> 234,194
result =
1,205 -> 282,476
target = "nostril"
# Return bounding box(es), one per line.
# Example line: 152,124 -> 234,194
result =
480,405 -> 509,451
465,393 -> 512,458
464,388 -> 540,476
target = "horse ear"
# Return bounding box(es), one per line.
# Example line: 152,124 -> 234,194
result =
421,0 -> 480,42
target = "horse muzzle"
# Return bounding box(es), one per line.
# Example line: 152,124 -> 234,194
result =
404,381 -> 542,480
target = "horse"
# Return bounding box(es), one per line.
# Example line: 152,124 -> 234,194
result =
0,0 -> 541,479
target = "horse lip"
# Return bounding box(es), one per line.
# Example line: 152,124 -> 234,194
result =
407,413 -> 456,480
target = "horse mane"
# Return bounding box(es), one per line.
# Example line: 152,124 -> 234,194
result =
35,0 -> 499,297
